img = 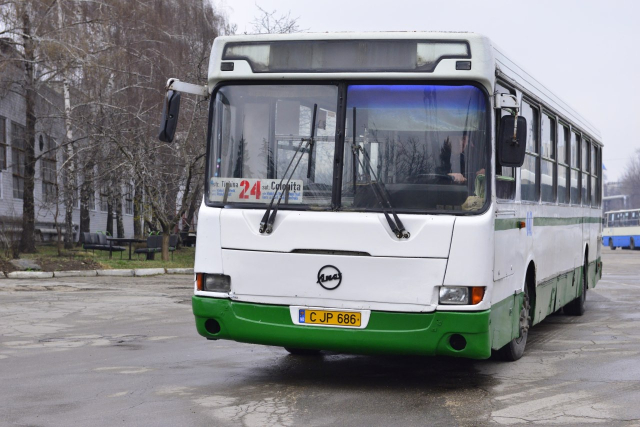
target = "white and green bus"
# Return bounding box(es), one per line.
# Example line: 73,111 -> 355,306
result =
159,32 -> 604,361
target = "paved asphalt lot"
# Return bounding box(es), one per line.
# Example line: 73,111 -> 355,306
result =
1,251 -> 640,426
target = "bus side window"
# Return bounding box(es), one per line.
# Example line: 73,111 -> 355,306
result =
590,143 -> 597,207
495,83 -> 515,200
541,114 -> 556,203
557,124 -> 570,204
581,137 -> 590,205
520,101 -> 539,202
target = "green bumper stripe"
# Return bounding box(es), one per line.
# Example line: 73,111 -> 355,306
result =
192,297 -> 492,359
496,216 -> 601,231
534,216 -> 601,226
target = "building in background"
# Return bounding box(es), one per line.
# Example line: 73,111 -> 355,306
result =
0,41 -> 134,243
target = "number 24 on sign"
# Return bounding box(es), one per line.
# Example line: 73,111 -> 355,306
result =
239,180 -> 261,199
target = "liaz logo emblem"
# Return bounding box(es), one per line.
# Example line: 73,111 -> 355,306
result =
317,265 -> 342,290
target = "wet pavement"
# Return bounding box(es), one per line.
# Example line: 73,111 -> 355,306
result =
1,250 -> 640,426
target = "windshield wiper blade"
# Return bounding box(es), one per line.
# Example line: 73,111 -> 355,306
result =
306,104 -> 318,178
259,104 -> 317,234
351,108 -> 409,239
259,138 -> 307,234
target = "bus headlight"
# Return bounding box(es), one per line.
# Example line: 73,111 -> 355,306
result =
439,286 -> 485,305
197,273 -> 231,293
439,286 -> 469,304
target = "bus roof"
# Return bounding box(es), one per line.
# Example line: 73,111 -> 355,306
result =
492,45 -> 602,144
209,31 -> 602,144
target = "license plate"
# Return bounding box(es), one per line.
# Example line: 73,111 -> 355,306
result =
298,309 -> 361,327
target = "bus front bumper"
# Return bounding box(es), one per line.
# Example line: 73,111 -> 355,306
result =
192,297 -> 492,359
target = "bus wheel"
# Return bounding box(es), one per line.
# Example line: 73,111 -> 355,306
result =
496,285 -> 531,361
609,240 -> 616,250
564,259 -> 587,316
284,347 -> 322,356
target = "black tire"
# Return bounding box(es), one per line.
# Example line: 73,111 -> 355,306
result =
284,347 -> 322,356
564,259 -> 587,316
610,240 -> 616,250
495,285 -> 531,361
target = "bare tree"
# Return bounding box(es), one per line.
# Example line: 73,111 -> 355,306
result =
0,0 -> 100,252
250,5 -> 305,34
1,0 -> 230,260
621,149 -> 640,209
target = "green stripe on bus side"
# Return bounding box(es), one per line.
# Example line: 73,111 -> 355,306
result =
495,218 -> 524,231
534,217 -> 601,226
496,216 -> 601,231
489,291 -> 524,351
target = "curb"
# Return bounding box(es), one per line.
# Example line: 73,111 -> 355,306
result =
97,269 -> 134,277
166,268 -> 194,275
54,270 -> 98,278
2,268 -> 194,279
134,268 -> 165,277
7,271 -> 54,279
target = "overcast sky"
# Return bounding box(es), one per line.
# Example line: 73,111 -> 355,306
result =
216,0 -> 639,182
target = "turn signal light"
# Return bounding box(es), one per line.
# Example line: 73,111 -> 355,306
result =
471,287 -> 485,305
196,273 -> 204,291
517,221 -> 526,229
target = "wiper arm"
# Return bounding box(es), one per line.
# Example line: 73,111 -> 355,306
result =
259,138 -> 307,234
306,104 -> 318,178
351,108 -> 410,239
259,104 -> 317,235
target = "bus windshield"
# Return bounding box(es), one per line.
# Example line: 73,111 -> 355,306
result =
209,84 -> 338,208
208,83 -> 488,213
342,85 -> 488,212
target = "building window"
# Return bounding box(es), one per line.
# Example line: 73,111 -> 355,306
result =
125,184 -> 133,215
11,122 -> 26,199
88,181 -> 95,211
0,116 -> 6,169
41,135 -> 57,203
100,185 -> 109,212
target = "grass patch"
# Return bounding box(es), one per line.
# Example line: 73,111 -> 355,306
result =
17,244 -> 195,271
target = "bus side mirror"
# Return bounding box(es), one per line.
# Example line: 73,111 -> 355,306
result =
158,90 -> 181,143
498,115 -> 527,167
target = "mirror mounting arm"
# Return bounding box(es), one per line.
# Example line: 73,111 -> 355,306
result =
158,79 -> 210,143
511,108 -> 520,146
165,78 -> 209,98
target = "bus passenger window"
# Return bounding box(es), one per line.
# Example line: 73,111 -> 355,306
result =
570,132 -> 580,205
495,83 -> 515,200
520,101 -> 539,202
581,138 -> 590,205
541,114 -> 556,202
557,124 -> 569,204
590,144 -> 597,206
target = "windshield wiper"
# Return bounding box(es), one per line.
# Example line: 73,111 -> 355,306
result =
307,104 -> 318,178
259,104 -> 317,234
351,108 -> 410,239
